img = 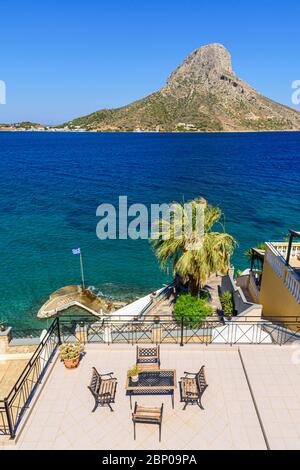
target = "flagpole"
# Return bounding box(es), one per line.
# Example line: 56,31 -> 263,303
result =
80,252 -> 85,290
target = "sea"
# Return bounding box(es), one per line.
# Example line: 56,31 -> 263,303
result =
0,131 -> 299,329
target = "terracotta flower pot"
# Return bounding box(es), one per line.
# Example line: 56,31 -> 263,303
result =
63,355 -> 80,369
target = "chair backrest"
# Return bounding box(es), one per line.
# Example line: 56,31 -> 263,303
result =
88,367 -> 102,398
196,366 -> 208,396
137,346 -> 160,364
133,402 -> 164,423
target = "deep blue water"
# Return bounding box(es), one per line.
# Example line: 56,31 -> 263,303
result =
0,131 -> 299,329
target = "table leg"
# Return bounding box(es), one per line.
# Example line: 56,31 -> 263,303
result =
171,391 -> 174,409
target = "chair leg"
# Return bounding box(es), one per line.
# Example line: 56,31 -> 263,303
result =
183,401 -> 188,411
133,422 -> 136,441
198,398 -> 204,410
107,402 -> 114,412
159,424 -> 161,443
92,400 -> 98,413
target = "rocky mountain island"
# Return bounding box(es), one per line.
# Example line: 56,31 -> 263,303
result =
65,43 -> 300,132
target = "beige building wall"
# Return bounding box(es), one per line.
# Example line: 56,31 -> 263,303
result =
260,258 -> 300,323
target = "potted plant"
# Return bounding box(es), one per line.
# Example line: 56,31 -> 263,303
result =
0,320 -> 7,332
59,343 -> 84,369
127,365 -> 140,383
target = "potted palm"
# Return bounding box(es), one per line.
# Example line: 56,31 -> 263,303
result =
59,343 -> 84,369
127,365 -> 140,383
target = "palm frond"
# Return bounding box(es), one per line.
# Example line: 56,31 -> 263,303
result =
151,197 -> 237,290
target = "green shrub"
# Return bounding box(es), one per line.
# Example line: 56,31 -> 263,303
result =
174,294 -> 214,327
220,291 -> 235,316
199,290 -> 210,301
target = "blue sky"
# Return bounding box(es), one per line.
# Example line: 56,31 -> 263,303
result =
1,0 -> 299,125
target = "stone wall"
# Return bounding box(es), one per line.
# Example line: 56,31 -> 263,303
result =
0,328 -> 39,355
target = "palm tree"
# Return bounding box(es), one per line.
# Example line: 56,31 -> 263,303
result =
151,197 -> 236,296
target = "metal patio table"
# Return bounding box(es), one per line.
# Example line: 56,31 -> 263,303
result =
126,369 -> 176,409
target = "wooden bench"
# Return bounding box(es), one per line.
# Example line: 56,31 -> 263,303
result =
136,346 -> 160,372
132,403 -> 163,442
88,367 -> 117,412
179,366 -> 208,410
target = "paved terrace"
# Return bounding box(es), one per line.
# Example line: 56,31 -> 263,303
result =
0,358 -> 29,400
3,344 -> 300,450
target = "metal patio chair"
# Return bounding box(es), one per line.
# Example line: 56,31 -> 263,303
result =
88,367 -> 117,412
132,402 -> 163,442
179,365 -> 208,410
136,345 -> 160,371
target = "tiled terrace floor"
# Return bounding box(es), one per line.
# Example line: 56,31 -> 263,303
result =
240,347 -> 300,450
3,344 -> 300,450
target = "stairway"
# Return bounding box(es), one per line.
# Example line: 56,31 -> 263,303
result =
144,295 -> 175,321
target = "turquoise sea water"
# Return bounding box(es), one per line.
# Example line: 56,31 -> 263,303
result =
0,131 -> 299,329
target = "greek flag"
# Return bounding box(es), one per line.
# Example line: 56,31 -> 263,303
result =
72,248 -> 81,255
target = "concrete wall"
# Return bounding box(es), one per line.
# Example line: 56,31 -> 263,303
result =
221,273 -> 262,321
236,273 -> 260,304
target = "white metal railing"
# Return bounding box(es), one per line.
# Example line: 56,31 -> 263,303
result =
285,270 -> 300,303
265,244 -> 284,279
272,242 -> 300,260
266,242 -> 300,304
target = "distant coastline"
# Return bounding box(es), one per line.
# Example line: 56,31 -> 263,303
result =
1,127 -> 300,134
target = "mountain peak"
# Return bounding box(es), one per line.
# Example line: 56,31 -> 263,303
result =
66,44 -> 300,132
166,43 -> 234,87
